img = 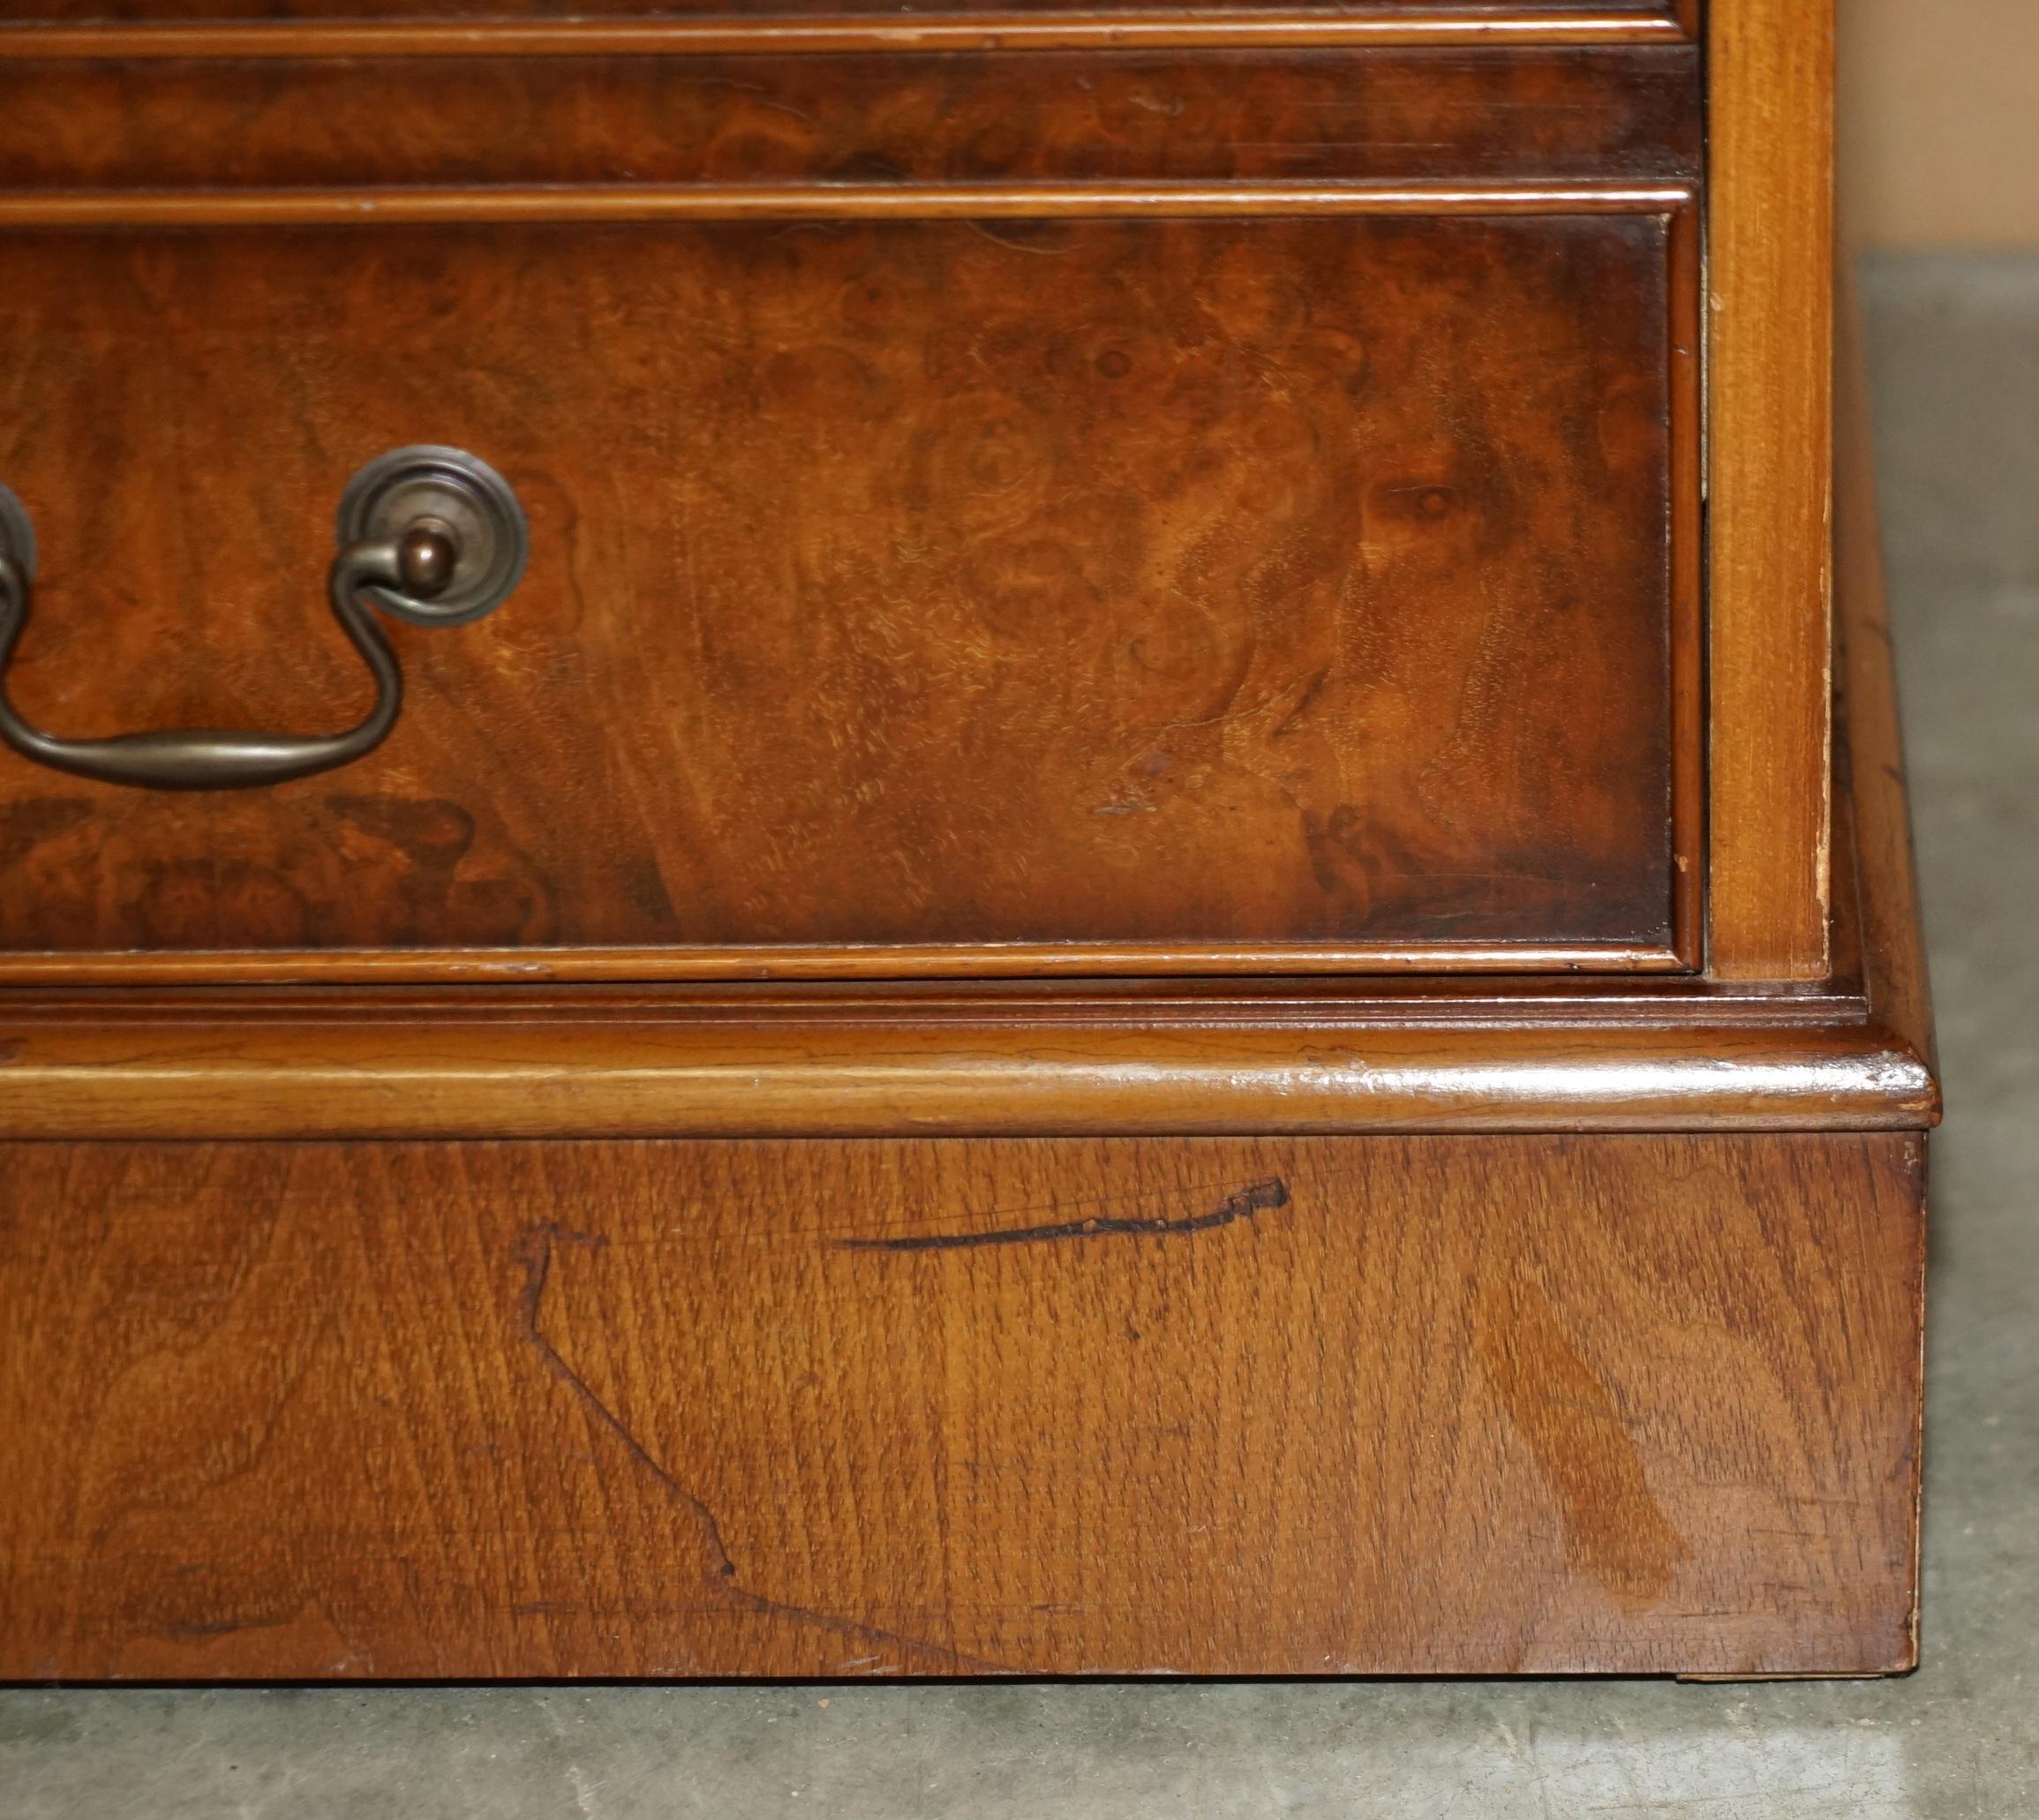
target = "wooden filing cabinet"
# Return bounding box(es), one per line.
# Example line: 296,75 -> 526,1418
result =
0,0 -> 1938,1678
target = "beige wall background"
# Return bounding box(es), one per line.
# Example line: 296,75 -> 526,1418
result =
1843,0 -> 2039,248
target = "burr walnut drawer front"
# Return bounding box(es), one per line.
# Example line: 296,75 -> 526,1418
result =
0,40 -> 1703,981
0,208 -> 1699,980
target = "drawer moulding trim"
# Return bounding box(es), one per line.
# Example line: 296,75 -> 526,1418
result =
0,941 -> 1689,987
0,1011 -> 1938,1139
0,178 -> 1697,229
0,6 -> 1697,61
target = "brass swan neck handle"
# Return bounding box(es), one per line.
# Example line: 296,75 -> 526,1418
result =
0,446 -> 527,793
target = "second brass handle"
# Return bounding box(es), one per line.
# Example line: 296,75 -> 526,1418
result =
0,446 -> 528,792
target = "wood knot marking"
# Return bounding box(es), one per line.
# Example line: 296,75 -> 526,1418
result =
837,1177 -> 1290,1254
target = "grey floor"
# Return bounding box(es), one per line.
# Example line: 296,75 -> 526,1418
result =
3,253 -> 2035,1820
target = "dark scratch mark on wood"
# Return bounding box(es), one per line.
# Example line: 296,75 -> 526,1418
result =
514,1221 -> 1007,1674
838,1177 -> 1290,1254
156,1613 -> 293,1643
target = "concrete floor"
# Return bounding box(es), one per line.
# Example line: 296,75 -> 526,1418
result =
2,253 -> 2035,1819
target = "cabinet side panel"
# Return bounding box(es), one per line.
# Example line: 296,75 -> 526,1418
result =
1707,0 -> 1835,979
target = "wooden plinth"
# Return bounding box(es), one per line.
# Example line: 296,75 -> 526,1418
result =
0,1130 -> 1924,1680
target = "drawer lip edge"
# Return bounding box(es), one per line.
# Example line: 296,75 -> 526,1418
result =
0,7 -> 1697,62
0,941 -> 1693,987
0,177 -> 1701,225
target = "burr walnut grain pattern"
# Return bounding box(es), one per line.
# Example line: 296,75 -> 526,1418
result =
0,214 -> 1685,964
0,1132 -> 1923,1678
0,49 -> 1701,192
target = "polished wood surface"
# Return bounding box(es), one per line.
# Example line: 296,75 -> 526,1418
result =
0,47 -> 1700,192
0,1131 -> 1924,1680
0,1 -> 1693,39
1705,0 -> 1836,981
0,205 -> 1695,973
